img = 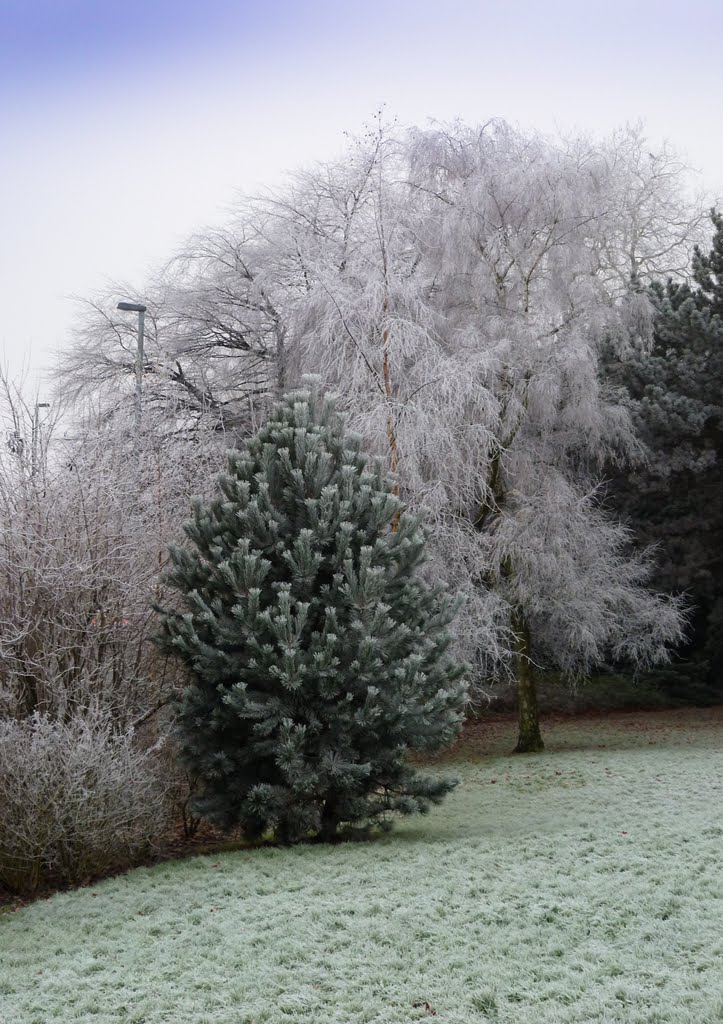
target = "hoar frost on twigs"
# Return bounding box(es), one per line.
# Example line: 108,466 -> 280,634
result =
0,383 -> 227,890
56,118 -> 699,698
0,708 -> 167,894
271,120 -> 691,690
0,376 -> 226,726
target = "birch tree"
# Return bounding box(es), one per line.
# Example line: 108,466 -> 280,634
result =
269,120 -> 689,750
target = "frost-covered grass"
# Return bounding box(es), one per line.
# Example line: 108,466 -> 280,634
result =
1,709 -> 722,1024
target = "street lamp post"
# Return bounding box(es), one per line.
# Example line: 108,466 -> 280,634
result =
117,301 -> 147,434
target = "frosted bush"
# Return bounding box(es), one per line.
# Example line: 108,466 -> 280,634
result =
0,708 -> 169,893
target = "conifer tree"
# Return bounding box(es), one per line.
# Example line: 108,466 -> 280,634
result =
633,208 -> 723,470
155,378 -> 467,842
608,209 -> 723,698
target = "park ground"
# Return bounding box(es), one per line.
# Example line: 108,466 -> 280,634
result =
1,707 -> 721,1024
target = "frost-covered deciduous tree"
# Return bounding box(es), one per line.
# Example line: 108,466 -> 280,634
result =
58,273 -> 276,434
0,379 -> 224,727
271,120 -> 689,750
155,379 -> 467,842
248,118 -> 514,674
586,123 -> 708,289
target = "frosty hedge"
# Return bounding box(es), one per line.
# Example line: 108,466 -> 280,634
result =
155,378 -> 468,842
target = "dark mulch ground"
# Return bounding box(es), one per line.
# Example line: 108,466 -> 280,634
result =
0,821 -> 249,913
431,704 -> 723,762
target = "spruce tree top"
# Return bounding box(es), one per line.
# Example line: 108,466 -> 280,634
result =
156,377 -> 467,842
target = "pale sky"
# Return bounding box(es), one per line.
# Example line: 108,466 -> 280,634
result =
2,0 -> 722,392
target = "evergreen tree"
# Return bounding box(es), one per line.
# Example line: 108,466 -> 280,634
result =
608,210 -> 723,698
155,378 -> 467,843
634,209 -> 723,469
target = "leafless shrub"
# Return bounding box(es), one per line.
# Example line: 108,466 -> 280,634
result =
0,707 -> 169,894
0,374 -> 225,728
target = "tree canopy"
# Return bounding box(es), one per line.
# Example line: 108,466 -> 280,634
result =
56,118 -> 700,744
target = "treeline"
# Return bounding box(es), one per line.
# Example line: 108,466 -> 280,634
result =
0,117 -> 720,892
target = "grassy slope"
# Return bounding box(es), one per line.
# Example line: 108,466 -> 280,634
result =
1,709 -> 721,1024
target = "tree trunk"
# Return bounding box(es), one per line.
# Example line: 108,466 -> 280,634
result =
381,291 -> 401,533
319,797 -> 340,843
512,610 -> 545,753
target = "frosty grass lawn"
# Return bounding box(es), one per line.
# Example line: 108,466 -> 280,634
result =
1,709 -> 721,1024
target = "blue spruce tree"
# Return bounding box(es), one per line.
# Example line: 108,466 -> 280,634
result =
155,378 -> 467,842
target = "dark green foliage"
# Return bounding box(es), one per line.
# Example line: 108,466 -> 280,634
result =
155,379 -> 467,843
606,211 -> 723,700
632,210 -> 723,465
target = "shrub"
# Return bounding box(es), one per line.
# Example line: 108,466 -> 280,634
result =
0,708 -> 168,894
